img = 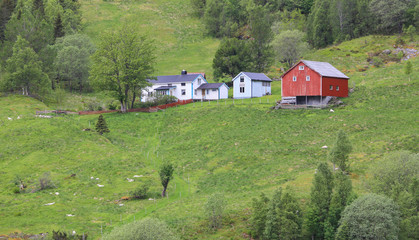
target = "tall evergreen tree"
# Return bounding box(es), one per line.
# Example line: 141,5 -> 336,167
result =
329,130 -> 352,172
250,193 -> 270,239
263,188 -> 282,240
54,13 -> 64,39
307,0 -> 333,48
0,0 -> 16,42
327,171 -> 355,239
212,38 -> 251,79
277,187 -> 303,240
248,4 -> 273,72
306,162 -> 334,239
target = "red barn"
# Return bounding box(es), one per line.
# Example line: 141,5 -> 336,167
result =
280,60 -> 349,105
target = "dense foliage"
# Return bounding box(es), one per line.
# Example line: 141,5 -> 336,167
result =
102,218 -> 179,240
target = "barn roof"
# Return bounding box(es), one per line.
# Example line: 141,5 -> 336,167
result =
148,73 -> 202,84
242,72 -> 272,81
301,60 -> 349,79
197,83 -> 224,89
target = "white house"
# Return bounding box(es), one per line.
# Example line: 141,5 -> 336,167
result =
232,72 -> 272,99
195,83 -> 229,100
142,70 -> 229,102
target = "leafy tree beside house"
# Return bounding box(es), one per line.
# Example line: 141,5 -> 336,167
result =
212,38 -> 251,79
271,29 -> 308,68
95,114 -> 109,135
90,23 -> 155,113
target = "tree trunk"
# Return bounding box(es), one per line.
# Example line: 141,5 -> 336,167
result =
131,91 -> 136,109
120,100 -> 126,113
162,186 -> 167,197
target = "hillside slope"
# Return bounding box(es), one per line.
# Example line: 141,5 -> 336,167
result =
0,37 -> 418,239
81,0 -> 219,78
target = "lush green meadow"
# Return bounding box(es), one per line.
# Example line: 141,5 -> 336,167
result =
0,37 -> 418,238
80,0 -> 219,78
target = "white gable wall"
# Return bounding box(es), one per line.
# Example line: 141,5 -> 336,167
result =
232,73 -> 252,99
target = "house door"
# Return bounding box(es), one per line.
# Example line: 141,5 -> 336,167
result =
202,89 -> 205,96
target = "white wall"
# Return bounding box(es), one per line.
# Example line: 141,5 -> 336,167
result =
141,75 -> 207,102
219,85 -> 229,99
233,73 -> 252,99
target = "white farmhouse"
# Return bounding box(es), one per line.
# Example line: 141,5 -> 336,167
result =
232,72 -> 272,99
142,70 -> 229,102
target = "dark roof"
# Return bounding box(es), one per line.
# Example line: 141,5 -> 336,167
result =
148,74 -> 202,84
242,72 -> 272,82
197,83 -> 224,89
155,86 -> 176,90
301,60 -> 349,79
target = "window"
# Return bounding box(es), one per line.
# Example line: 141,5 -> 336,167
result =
206,89 -> 209,94
336,86 -> 340,91
194,90 -> 197,95
148,92 -> 153,97
240,87 -> 245,93
329,85 -> 333,90
168,84 -> 172,86
181,83 -> 186,86
299,66 -> 304,70
212,89 -> 217,92
306,76 -> 310,81
293,76 -> 297,82
240,76 -> 244,82
181,89 -> 186,95
198,78 -> 201,85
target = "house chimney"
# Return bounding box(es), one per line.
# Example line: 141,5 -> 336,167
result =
181,70 -> 187,75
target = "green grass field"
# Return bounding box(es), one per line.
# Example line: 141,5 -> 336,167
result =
0,33 -> 418,238
80,0 -> 219,79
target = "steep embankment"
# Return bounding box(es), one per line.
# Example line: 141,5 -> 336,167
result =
0,36 -> 418,239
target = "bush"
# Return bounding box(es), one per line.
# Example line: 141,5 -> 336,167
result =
205,192 -> 226,230
102,218 -> 179,240
130,184 -> 149,200
134,95 -> 178,109
372,57 -> 384,67
107,100 -> 119,110
46,230 -> 87,240
38,172 -> 55,191
83,98 -> 103,111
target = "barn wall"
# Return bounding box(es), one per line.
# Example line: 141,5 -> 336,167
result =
282,62 -> 321,97
321,77 -> 348,97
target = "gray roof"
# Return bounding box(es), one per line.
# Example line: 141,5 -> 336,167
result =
242,72 -> 272,82
148,74 -> 201,84
301,60 -> 349,79
155,86 -> 176,90
197,83 -> 224,89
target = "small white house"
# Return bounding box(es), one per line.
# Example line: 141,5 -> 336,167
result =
142,70 -> 207,102
195,83 -> 229,100
232,72 -> 272,99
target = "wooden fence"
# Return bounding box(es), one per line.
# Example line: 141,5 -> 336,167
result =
78,99 -> 193,115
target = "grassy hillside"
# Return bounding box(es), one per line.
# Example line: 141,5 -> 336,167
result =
0,35 -> 418,239
80,0 -> 219,78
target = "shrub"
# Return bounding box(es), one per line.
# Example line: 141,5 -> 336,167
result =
205,192 -> 226,230
372,57 -> 384,67
102,218 -> 179,240
130,184 -> 149,199
47,230 -> 87,240
83,98 -> 102,111
39,172 -> 55,191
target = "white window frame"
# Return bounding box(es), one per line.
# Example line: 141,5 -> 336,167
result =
293,76 -> 297,82
336,86 -> 340,91
194,89 -> 197,95
306,76 -> 310,81
206,89 -> 209,94
198,79 -> 201,85
212,89 -> 217,92
240,87 -> 245,93
329,85 -> 333,90
299,66 -> 304,70
181,83 -> 186,86
240,76 -> 244,82
181,89 -> 186,95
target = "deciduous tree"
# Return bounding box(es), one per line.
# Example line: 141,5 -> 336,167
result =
336,194 -> 400,240
205,192 -> 226,230
271,29 -> 308,68
90,24 -> 155,112
212,38 -> 251,79
159,162 -> 174,197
